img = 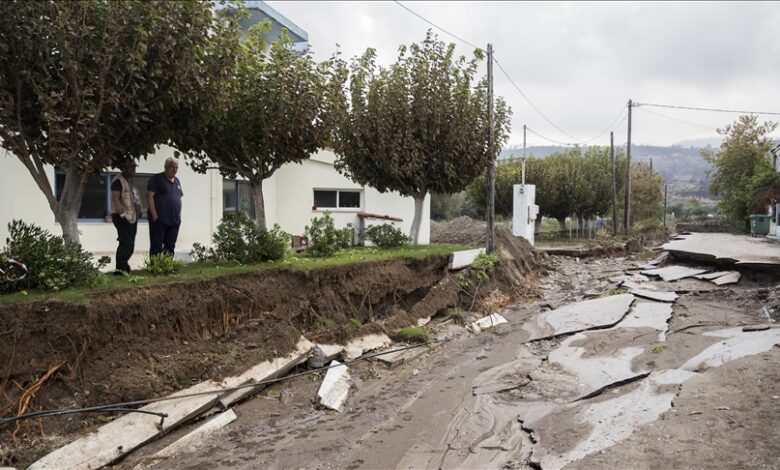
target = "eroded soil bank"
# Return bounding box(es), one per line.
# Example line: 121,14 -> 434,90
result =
1,254 -> 507,465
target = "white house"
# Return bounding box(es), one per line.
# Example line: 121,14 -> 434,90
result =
0,1 -> 430,264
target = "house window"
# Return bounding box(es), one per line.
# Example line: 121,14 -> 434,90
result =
54,171 -> 152,221
223,179 -> 256,219
313,189 -> 362,209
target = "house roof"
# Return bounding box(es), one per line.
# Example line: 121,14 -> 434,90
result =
242,1 -> 308,47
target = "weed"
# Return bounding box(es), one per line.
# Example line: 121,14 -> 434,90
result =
650,345 -> 666,354
143,254 -> 184,276
394,326 -> 429,343
347,318 -> 362,329
313,315 -> 337,331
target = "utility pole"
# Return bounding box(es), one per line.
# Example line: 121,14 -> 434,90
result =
610,131 -> 618,236
663,183 -> 668,230
623,99 -> 633,233
522,124 -> 527,185
486,43 -> 495,254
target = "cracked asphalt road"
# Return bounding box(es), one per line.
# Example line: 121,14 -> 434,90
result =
120,253 -> 780,470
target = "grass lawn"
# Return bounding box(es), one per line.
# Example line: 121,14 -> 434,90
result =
0,244 -> 469,305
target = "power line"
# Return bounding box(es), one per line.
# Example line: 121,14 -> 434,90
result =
392,1 -> 483,51
493,57 -> 582,142
525,126 -> 577,146
584,109 -> 628,144
635,107 -> 718,131
635,102 -> 780,116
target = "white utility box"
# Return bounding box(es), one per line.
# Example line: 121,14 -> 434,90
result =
512,184 -> 539,245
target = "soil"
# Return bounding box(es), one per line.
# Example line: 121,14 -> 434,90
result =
0,237 -> 543,467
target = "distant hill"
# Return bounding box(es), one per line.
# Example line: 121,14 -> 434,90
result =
499,144 -> 714,200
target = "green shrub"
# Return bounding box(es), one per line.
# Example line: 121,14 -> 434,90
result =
0,220 -> 106,293
143,253 -> 184,275
394,326 -> 429,343
192,211 -> 290,264
362,223 -> 409,248
305,212 -> 352,258
472,252 -> 500,283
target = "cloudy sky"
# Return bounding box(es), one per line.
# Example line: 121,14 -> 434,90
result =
267,1 -> 780,148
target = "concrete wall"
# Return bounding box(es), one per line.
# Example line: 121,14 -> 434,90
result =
273,149 -> 430,243
0,147 -> 430,256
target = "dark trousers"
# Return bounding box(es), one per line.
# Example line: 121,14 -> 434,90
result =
112,214 -> 137,272
149,219 -> 180,257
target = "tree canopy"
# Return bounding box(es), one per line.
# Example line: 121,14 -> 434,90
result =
334,31 -> 511,243
173,22 -> 347,229
0,0 -> 226,243
701,115 -> 778,229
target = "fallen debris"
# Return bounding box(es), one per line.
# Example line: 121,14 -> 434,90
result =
628,288 -> 678,303
449,248 -> 486,270
641,265 -> 710,282
522,294 -> 635,340
343,334 -> 393,360
308,343 -> 343,368
219,337 -> 314,408
141,409 -> 237,466
317,361 -> 351,412
712,272 -> 741,286
620,280 -> 658,291
30,380 -> 225,470
469,313 -> 509,333
374,344 -> 428,368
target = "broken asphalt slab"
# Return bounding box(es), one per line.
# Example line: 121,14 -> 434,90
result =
521,294 -> 635,341
641,265 -> 710,282
662,232 -> 780,271
628,288 -> 678,303
681,326 -> 780,372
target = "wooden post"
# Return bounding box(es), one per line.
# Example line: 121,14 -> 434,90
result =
610,131 -> 617,236
624,99 -> 633,233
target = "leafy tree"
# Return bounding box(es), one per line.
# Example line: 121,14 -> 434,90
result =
0,1 -> 227,243
335,31 -> 511,244
173,24 -> 347,229
701,115 -> 778,229
629,162 -> 664,227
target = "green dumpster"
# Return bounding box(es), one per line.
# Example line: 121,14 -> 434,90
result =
750,214 -> 771,237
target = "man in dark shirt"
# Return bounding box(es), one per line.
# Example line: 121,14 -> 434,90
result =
146,157 -> 183,257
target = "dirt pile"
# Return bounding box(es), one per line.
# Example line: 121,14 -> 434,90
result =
431,216 -> 488,246
431,216 -> 542,284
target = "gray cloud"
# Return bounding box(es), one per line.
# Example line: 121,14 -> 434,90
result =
268,1 -> 780,146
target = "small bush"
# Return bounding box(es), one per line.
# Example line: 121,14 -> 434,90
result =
362,223 -> 409,248
143,253 -> 184,275
394,326 -> 429,344
192,211 -> 290,264
305,212 -> 352,258
472,252 -> 500,283
0,220 -> 105,293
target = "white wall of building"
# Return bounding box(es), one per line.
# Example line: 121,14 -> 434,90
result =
0,147 -> 430,257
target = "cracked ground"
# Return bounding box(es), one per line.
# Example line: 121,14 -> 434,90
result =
119,253 -> 780,470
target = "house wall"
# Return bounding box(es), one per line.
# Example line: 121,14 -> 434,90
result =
272,149 -> 430,244
0,145 -> 221,255
0,147 -> 430,257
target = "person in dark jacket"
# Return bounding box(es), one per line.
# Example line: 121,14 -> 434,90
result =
146,157 -> 183,256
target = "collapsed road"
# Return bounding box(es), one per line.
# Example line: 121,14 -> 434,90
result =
107,243 -> 780,470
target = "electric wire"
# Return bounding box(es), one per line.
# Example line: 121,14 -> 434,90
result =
635,106 -> 718,130
584,111 -> 629,144
392,1 -> 483,51
0,341 -> 440,427
524,126 -> 577,146
635,102 -> 780,116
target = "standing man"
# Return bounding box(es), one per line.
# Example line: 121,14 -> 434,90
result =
110,162 -> 143,273
147,157 -> 183,256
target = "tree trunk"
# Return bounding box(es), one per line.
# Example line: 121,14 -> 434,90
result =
409,193 -> 426,245
57,166 -> 90,245
534,216 -> 543,234
250,178 -> 267,230
557,217 -> 567,233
